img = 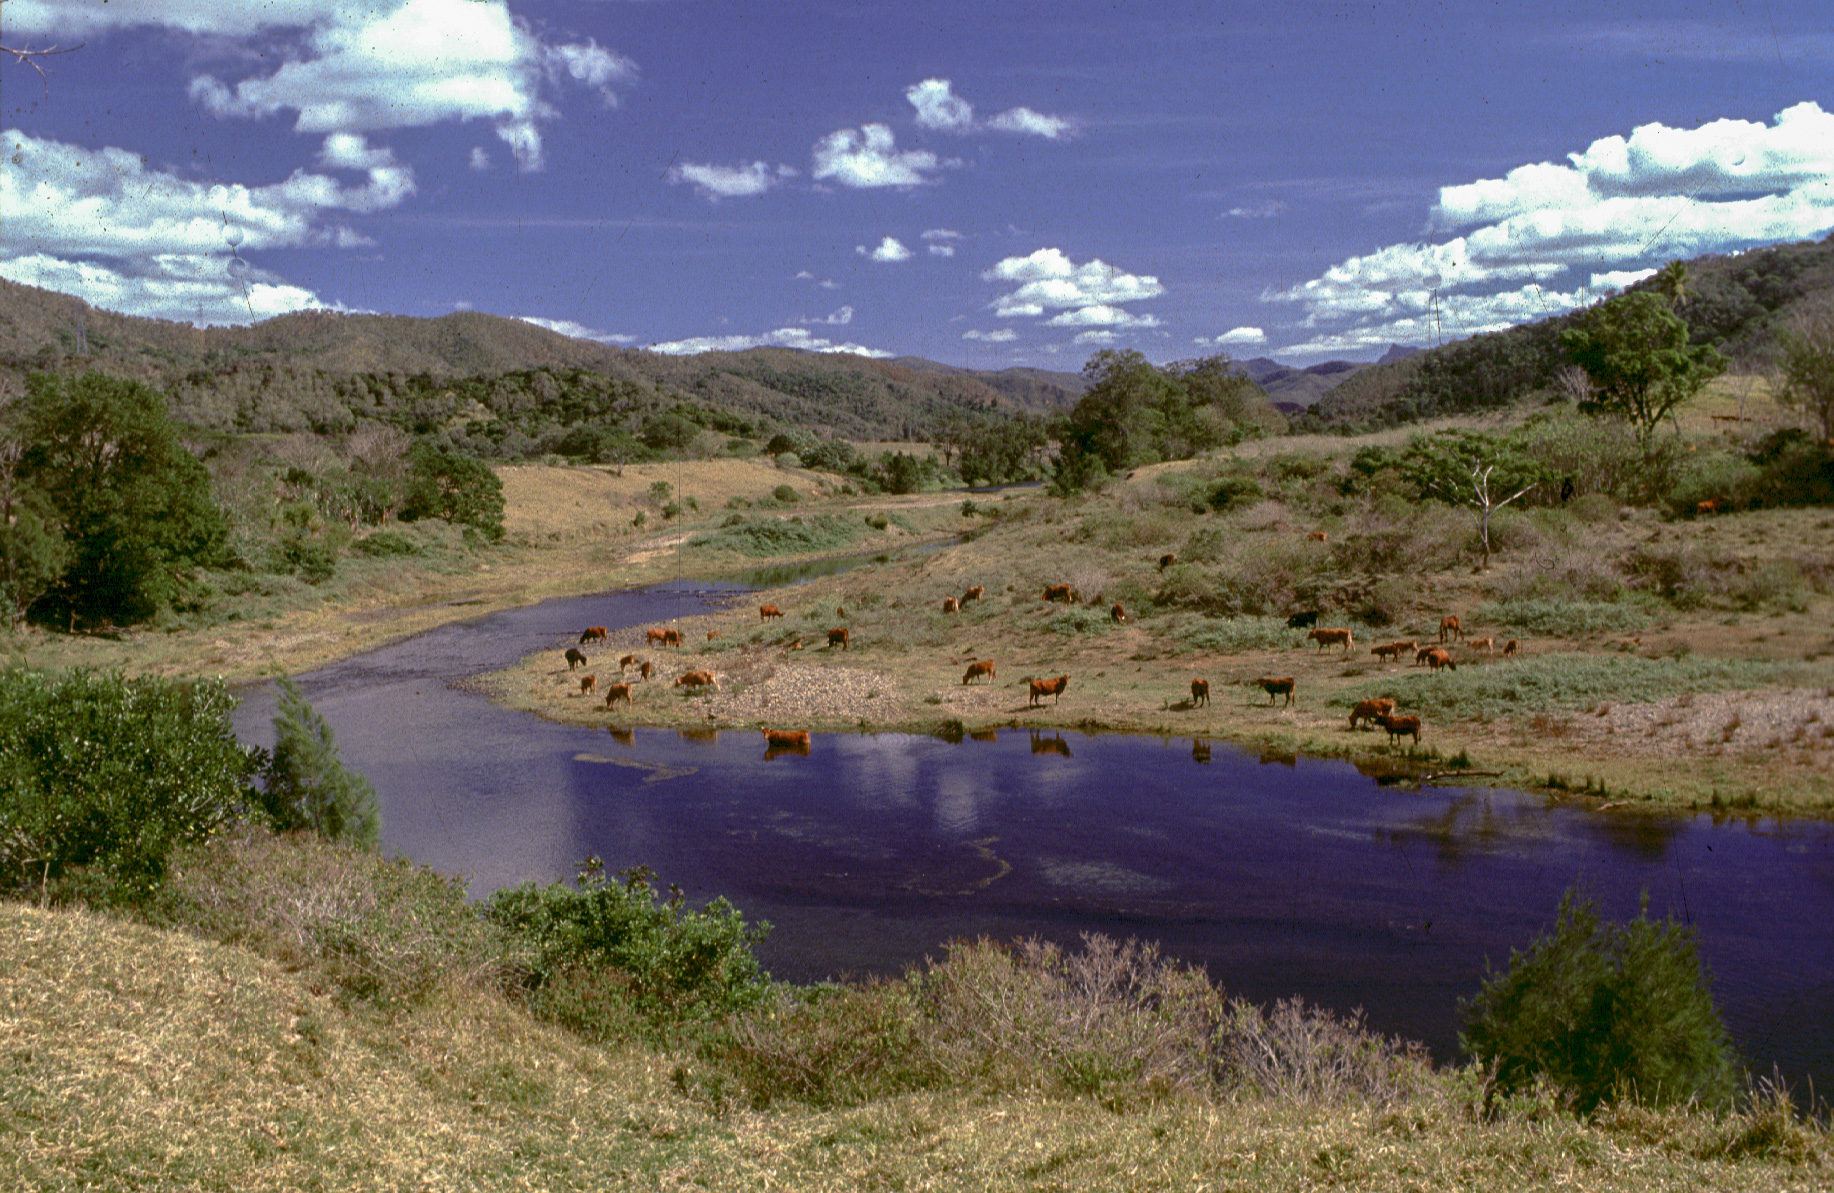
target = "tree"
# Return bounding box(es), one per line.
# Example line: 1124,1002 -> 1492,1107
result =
1461,886 -> 1739,1114
1559,291 -> 1726,454
13,372 -> 229,628
1773,304 -> 1834,442
1651,259 -> 1695,311
1059,349 -> 1177,477
400,441 -> 505,540
257,676 -> 381,850
1398,429 -> 1547,569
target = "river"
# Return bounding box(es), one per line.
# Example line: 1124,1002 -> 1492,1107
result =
230,578 -> 1834,1092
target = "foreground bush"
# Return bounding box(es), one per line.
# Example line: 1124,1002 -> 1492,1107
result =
1461,887 -> 1739,1114
486,857 -> 772,1036
0,668 -> 258,900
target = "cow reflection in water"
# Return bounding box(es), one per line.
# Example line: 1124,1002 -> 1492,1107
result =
1192,738 -> 1211,764
969,728 -> 1000,743
1029,729 -> 1072,757
678,727 -> 719,745
605,725 -> 634,747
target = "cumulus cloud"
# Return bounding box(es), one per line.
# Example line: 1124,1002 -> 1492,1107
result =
174,0 -> 634,171
795,270 -> 841,290
857,237 -> 913,263
907,79 -> 974,132
516,316 -> 636,344
1268,102 -> 1834,353
802,306 -> 855,326
986,106 -> 1074,139
1,250 -> 332,324
813,124 -> 941,188
923,228 -> 961,257
1197,327 -> 1268,347
982,248 -> 1166,334
668,160 -> 797,201
1224,200 -> 1285,219
469,147 -> 492,171
649,327 -> 892,357
962,328 -> 1018,342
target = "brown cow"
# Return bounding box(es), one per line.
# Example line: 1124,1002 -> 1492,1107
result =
760,604 -> 784,620
1424,648 -> 1458,671
1307,530 -> 1328,542
1190,678 -> 1210,707
674,670 -> 717,689
1028,675 -> 1070,706
763,728 -> 811,753
1258,677 -> 1296,707
827,627 -> 850,650
662,628 -> 682,648
638,660 -> 653,681
1467,636 -> 1495,653
646,627 -> 670,647
1503,638 -> 1519,656
1439,614 -> 1463,642
619,653 -> 637,671
1371,640 -> 1417,663
1349,697 -> 1396,729
942,597 -> 960,613
1308,627 -> 1354,652
1110,602 -> 1127,624
1042,583 -> 1075,603
1375,712 -> 1422,746
962,659 -> 996,684
580,626 -> 607,644
1159,553 -> 1178,571
579,674 -> 597,696
961,585 -> 985,603
603,683 -> 632,708
1697,498 -> 1721,516
836,607 -> 848,620
707,630 -> 720,641
1414,645 -> 1437,667
565,647 -> 588,670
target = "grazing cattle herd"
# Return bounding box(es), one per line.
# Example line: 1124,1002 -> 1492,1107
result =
565,591 -> 1508,756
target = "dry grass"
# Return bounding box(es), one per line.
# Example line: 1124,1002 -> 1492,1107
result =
4,900 -> 1826,1192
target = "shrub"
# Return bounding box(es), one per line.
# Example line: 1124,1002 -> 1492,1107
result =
0,668 -> 259,902
1460,887 -> 1739,1114
254,677 -> 381,850
771,484 -> 799,504
687,514 -> 861,557
1207,473 -> 1264,512
350,529 -> 420,557
1472,597 -> 1651,638
485,858 -> 771,1035
1172,615 -> 1303,653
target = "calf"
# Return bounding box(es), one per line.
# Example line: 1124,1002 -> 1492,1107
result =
1414,645 -> 1438,667
1424,647 -> 1457,671
1308,627 -> 1354,652
1467,637 -> 1495,653
827,627 -> 850,650
619,653 -> 637,672
565,647 -> 588,670
579,674 -> 597,696
1697,498 -> 1721,516
961,585 -> 985,603
1307,530 -> 1328,542
603,683 -> 632,708
707,630 -> 720,641
942,597 -> 960,613
962,659 -> 996,685
1190,678 -> 1210,707
1503,638 -> 1519,656
1371,640 -> 1416,663
1110,602 -> 1127,624
1028,675 -> 1070,706
580,626 -> 607,644
1286,610 -> 1320,629
674,670 -> 717,689
760,604 -> 784,620
1349,697 -> 1396,729
1375,712 -> 1422,746
638,660 -> 653,681
1159,553 -> 1178,571
1439,614 -> 1463,642
1258,676 -> 1296,707
1042,583 -> 1076,604
836,607 -> 848,620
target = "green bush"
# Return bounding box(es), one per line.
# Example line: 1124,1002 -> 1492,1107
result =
0,668 -> 259,901
255,677 -> 381,850
688,514 -> 861,557
1460,887 -> 1739,1114
1207,473 -> 1263,512
1472,597 -> 1651,638
485,858 -> 771,1036
1172,615 -> 1304,653
350,529 -> 421,557
771,484 -> 799,504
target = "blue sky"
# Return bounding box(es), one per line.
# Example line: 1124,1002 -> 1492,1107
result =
4,1 -> 1832,368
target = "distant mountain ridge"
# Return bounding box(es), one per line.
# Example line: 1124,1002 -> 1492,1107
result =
1232,347 -> 1420,411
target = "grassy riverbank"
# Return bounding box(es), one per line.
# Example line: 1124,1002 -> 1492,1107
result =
4,830 -> 1826,1193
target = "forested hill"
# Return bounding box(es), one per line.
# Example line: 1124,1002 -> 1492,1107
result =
1300,232 -> 1834,432
0,280 -> 1086,442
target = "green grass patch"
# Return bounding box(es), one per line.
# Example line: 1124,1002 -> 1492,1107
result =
687,514 -> 862,557
1337,653 -> 1802,722
1472,598 -> 1655,638
1042,607 -> 1115,636
1172,615 -> 1307,653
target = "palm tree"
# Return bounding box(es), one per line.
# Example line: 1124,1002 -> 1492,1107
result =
1653,260 -> 1695,311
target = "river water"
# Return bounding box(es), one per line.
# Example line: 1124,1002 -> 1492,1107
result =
231,579 -> 1834,1091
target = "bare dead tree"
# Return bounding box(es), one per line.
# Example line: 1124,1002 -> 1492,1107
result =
0,39 -> 84,99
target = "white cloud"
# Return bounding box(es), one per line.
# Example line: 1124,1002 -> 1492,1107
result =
1199,327 -> 1268,346
469,147 -> 492,171
923,228 -> 961,257
649,327 -> 893,357
922,228 -> 962,241
796,270 -> 842,290
986,106 -> 1074,139
1,251 -> 331,324
963,329 -> 1018,342
928,244 -> 956,258
983,248 -> 1166,320
802,306 -> 854,326
1224,201 -> 1285,219
1267,102 -> 1834,351
907,79 -> 974,132
1045,305 -> 1161,328
668,160 -> 797,201
517,316 -> 635,344
813,124 -> 940,189
176,0 -> 634,171
857,237 -> 912,263
1072,330 -> 1118,345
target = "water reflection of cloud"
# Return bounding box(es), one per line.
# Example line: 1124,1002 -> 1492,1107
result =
830,733 -> 926,810
1035,856 -> 1173,897
934,768 -> 982,835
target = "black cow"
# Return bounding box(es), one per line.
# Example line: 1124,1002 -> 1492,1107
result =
1285,610 -> 1320,630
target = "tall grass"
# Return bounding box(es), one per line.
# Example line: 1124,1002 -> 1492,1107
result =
687,514 -> 862,557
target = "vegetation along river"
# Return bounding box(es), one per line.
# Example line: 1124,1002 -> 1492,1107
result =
231,580 -> 1834,1094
